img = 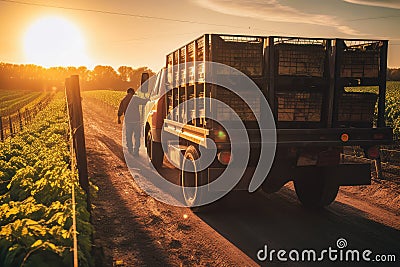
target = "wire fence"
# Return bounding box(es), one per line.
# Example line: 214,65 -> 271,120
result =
65,75 -> 90,267
0,95 -> 53,141
343,143 -> 400,184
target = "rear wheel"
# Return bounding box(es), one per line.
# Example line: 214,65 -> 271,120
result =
294,171 -> 339,209
146,131 -> 163,169
181,146 -> 205,209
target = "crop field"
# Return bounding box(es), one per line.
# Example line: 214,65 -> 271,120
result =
0,94 -> 93,266
82,90 -> 126,109
0,91 -> 49,117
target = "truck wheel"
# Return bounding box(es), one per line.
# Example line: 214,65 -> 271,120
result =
146,131 -> 163,169
181,146 -> 205,208
294,173 -> 339,209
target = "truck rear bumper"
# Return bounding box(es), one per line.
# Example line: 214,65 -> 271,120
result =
206,163 -> 371,192
276,127 -> 392,147
295,163 -> 371,186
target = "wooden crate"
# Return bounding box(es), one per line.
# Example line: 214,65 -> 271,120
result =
276,44 -> 326,77
337,92 -> 377,126
277,92 -> 323,122
212,35 -> 263,77
340,50 -> 379,78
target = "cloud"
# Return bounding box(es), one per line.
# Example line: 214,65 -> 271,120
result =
342,0 -> 400,9
193,0 -> 362,35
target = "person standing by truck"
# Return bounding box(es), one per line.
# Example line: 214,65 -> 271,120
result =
118,88 -> 148,156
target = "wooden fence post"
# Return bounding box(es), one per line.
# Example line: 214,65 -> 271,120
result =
18,110 -> 23,131
0,117 -> 3,141
65,75 -> 90,196
65,78 -> 73,126
8,116 -> 13,137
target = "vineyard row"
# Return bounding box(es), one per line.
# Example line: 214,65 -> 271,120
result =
0,94 -> 53,141
0,93 -> 94,267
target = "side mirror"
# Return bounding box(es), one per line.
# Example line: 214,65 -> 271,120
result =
140,72 -> 150,93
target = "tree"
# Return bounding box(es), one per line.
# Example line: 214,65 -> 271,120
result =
118,66 -> 134,82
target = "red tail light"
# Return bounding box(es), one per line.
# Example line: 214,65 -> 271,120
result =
367,146 -> 380,159
217,151 -> 231,165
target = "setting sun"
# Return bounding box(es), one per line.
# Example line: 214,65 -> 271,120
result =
23,16 -> 90,67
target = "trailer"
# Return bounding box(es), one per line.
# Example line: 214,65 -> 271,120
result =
143,34 -> 392,208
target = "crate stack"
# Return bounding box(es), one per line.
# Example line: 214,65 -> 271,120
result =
271,37 -> 328,127
335,39 -> 385,127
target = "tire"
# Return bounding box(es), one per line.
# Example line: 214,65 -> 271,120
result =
180,146 -> 206,209
146,131 -> 163,169
294,171 -> 339,209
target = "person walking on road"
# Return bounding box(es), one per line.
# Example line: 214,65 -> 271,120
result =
118,88 -> 148,156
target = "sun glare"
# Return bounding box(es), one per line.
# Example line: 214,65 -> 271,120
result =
23,17 -> 90,67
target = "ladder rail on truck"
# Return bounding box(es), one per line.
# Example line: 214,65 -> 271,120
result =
143,34 -> 393,209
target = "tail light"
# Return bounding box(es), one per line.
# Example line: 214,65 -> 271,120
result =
340,133 -> 349,142
366,146 -> 380,159
217,151 -> 231,165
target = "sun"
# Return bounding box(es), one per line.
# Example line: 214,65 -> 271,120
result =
23,16 -> 90,67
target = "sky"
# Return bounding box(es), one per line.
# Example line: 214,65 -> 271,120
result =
0,0 -> 400,71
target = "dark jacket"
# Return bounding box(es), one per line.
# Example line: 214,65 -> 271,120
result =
118,93 -> 133,117
118,93 -> 148,123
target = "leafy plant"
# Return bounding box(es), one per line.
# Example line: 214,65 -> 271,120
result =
0,94 -> 94,267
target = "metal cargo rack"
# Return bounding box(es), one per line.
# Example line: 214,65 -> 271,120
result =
164,34 -> 388,133
166,35 -> 210,127
210,35 -> 264,77
265,36 -> 331,128
276,91 -> 323,122
333,38 -> 388,128
273,37 -> 327,77
339,40 -> 382,79
214,87 -> 260,122
165,34 -> 265,129
336,92 -> 377,127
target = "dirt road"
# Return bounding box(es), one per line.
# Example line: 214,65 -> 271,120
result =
83,98 -> 400,267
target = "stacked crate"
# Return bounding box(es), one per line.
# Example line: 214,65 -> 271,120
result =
273,38 -> 328,125
216,88 -> 259,121
277,92 -> 323,122
276,43 -> 325,77
335,40 -> 383,127
340,41 -> 381,78
337,93 -> 377,126
212,35 -> 263,77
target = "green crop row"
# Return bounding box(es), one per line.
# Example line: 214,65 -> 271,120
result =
0,91 -> 50,117
0,93 -> 93,267
82,90 -> 126,109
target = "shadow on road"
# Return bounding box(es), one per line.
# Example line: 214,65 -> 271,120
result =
197,190 -> 400,266
87,141 -> 172,267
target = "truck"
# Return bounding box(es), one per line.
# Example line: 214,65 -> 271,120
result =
142,34 -> 393,209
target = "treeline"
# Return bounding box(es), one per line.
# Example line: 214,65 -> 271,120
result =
0,63 -> 155,92
1,63 -> 399,92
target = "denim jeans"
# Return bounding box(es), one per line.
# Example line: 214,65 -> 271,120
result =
125,122 -> 141,153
